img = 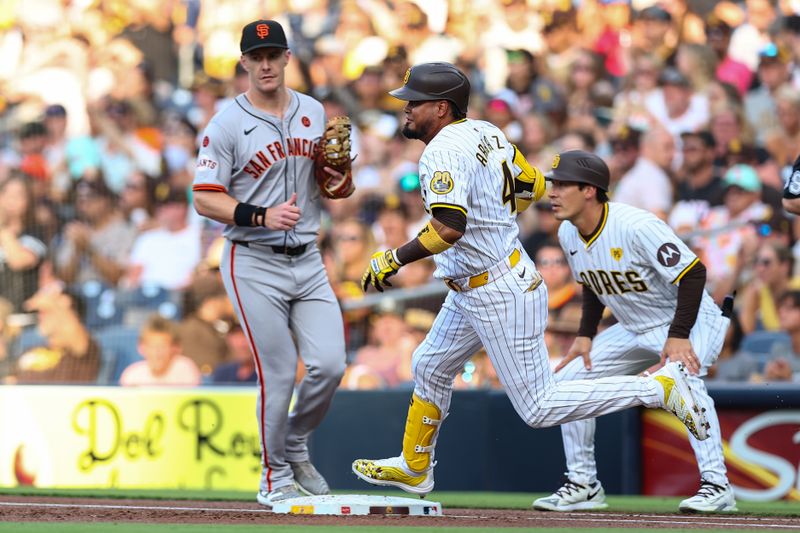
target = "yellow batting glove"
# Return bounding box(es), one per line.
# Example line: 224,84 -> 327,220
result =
361,249 -> 402,293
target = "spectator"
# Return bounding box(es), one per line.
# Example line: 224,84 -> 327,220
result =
119,314 -> 202,386
53,178 -> 136,288
614,126 -> 675,219
764,85 -> 800,178
739,242 -> 797,335
606,125 -> 641,195
124,184 -> 201,291
211,323 -> 257,385
536,241 -> 582,366
745,44 -> 792,146
119,170 -> 157,232
696,164 -> 771,300
645,67 -> 709,149
347,299 -> 414,389
10,283 -> 100,384
676,130 -> 725,206
613,53 -> 663,132
178,273 -> 234,376
753,290 -> 800,383
705,14 -> 753,97
502,49 -> 566,125
0,174 -> 48,311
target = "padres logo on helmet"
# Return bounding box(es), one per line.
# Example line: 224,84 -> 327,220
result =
389,62 -> 471,114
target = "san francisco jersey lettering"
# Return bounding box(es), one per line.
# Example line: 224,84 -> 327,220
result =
193,92 -> 325,246
419,119 -> 527,279
558,202 -> 720,333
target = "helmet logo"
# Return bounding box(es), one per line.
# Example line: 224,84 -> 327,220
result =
256,23 -> 270,39
403,68 -> 411,85
552,154 -> 560,169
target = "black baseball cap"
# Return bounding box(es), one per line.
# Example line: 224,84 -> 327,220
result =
660,67 -> 691,88
545,150 -> 610,191
240,20 -> 288,54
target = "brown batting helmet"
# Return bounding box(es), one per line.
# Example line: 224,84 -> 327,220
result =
545,150 -> 610,191
390,62 -> 470,115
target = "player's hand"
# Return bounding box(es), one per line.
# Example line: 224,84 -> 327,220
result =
361,249 -> 402,293
319,166 -> 355,198
265,193 -> 302,231
555,336 -> 593,372
661,337 -> 701,375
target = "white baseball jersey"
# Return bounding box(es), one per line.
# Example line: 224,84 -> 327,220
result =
558,202 -> 721,334
193,91 -> 325,246
417,118 -> 526,279
553,202 -> 731,489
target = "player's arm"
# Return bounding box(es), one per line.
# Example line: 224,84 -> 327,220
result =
193,190 -> 301,231
510,144 -> 546,213
661,260 -> 706,374
361,207 -> 465,293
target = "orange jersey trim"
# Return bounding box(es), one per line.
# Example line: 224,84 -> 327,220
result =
192,184 -> 228,193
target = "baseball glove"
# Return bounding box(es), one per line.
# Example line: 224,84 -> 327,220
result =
315,116 -> 355,199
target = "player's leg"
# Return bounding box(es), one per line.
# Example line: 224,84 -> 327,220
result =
681,315 -> 736,512
536,325 -> 658,511
471,265 -> 707,439
352,294 -> 482,495
220,242 -> 300,501
284,248 -> 347,495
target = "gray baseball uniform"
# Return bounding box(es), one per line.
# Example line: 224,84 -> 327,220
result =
193,91 -> 346,493
556,202 -> 729,487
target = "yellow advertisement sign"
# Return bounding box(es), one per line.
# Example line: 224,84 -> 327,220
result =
0,386 -> 262,490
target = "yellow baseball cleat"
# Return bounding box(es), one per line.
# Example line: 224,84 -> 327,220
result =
651,362 -> 710,441
352,456 -> 434,496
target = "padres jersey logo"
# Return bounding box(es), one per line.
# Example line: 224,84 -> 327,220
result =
611,247 -> 623,261
552,154 -> 560,169
430,171 -> 454,194
403,68 -> 411,85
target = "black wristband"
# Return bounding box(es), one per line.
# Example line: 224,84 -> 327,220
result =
234,203 -> 267,227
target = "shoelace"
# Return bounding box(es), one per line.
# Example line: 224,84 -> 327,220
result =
696,480 -> 726,497
555,479 -> 587,497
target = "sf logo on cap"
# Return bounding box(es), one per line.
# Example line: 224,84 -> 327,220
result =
256,23 -> 270,39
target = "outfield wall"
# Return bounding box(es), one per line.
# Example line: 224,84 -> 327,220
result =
0,385 -> 798,501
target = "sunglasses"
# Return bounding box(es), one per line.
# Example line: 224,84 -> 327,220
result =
336,235 -> 362,242
755,257 -> 774,267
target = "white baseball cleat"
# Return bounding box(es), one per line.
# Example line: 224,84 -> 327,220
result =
650,362 -> 710,440
352,455 -> 434,496
256,483 -> 303,507
533,479 -> 608,511
290,460 -> 330,496
679,480 -> 738,513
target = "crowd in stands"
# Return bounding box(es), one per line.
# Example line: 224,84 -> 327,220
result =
1,0 -> 800,388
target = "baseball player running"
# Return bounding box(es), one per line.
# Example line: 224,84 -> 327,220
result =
352,63 -> 710,496
193,20 -> 350,506
532,150 -> 735,513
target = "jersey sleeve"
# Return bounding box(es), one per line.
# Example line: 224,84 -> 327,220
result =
193,119 -> 235,193
419,150 -> 472,216
632,217 -> 699,285
557,223 -> 582,283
